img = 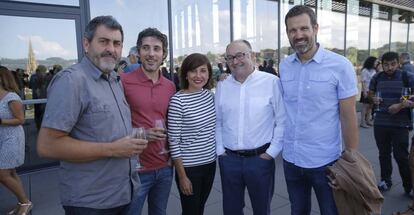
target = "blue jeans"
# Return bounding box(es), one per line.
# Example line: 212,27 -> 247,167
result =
219,153 -> 275,215
127,166 -> 173,215
283,160 -> 338,215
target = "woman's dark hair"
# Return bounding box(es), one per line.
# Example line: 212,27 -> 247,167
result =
180,53 -> 213,90
363,56 -> 377,70
0,66 -> 19,93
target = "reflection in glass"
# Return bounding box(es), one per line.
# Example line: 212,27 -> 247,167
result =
409,24 -> 414,58
9,0 -> 78,6
390,8 -> 409,52
0,15 -> 77,171
346,0 -> 370,68
317,0 -> 346,55
371,4 -> 391,58
90,0 -> 169,59
280,0 -> 305,62
172,0 -> 230,82
233,0 -> 279,73
0,15 -> 77,73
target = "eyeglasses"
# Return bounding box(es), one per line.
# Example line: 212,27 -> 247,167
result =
225,52 -> 249,63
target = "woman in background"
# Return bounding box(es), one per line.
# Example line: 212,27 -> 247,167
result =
168,53 -> 216,215
0,66 -> 32,215
360,56 -> 377,128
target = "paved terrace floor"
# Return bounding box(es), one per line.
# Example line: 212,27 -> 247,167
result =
0,113 -> 412,215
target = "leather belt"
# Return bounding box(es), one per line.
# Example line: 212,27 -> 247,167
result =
225,143 -> 270,157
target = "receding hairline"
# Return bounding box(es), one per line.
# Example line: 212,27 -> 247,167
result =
226,39 -> 252,53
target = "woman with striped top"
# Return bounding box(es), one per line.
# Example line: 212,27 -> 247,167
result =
167,53 -> 216,215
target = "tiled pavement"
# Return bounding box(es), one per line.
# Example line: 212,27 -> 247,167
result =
0,115 -> 412,214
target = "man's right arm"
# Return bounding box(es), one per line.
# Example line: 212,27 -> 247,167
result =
37,127 -> 147,163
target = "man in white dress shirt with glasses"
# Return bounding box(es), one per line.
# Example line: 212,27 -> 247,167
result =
215,39 -> 286,215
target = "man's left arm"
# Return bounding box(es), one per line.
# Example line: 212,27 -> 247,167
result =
339,96 -> 359,151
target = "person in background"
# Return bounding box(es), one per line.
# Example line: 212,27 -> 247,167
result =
279,5 -> 359,215
369,51 -> 413,196
121,28 -> 176,215
124,46 -> 140,73
264,59 -> 278,76
168,53 -> 216,215
29,65 -> 48,130
216,39 -> 286,215
400,52 -> 414,74
359,56 -> 377,128
37,16 -> 147,214
0,66 -> 32,215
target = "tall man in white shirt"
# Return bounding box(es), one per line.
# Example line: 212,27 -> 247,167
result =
215,39 -> 286,215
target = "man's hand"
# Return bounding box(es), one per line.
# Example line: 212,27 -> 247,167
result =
145,128 -> 167,142
388,103 -> 404,115
260,153 -> 273,160
110,136 -> 147,158
372,95 -> 382,105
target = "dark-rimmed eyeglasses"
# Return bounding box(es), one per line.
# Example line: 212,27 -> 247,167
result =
225,52 -> 249,63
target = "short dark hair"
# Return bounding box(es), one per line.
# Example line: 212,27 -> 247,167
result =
381,52 -> 399,64
363,56 -> 377,70
180,53 -> 213,90
400,52 -> 411,62
0,66 -> 19,93
285,5 -> 317,30
84,16 -> 124,42
136,28 -> 168,60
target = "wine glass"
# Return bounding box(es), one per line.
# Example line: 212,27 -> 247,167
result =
401,87 -> 411,101
131,127 -> 146,170
374,91 -> 382,112
154,119 -> 169,154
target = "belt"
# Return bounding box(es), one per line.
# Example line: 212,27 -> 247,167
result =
225,143 -> 270,157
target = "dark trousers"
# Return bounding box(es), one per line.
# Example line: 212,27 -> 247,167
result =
219,153 -> 275,215
63,204 -> 129,215
34,103 -> 45,130
283,160 -> 338,215
374,126 -> 412,190
175,161 -> 216,215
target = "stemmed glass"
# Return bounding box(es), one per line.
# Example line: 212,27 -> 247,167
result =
374,91 -> 382,112
402,87 -> 411,101
154,119 -> 169,155
131,127 -> 146,170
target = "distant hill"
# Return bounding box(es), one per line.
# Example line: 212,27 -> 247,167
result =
0,57 -> 77,72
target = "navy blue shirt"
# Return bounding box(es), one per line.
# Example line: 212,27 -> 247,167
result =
369,69 -> 414,129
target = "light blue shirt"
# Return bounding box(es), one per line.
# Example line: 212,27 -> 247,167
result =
279,45 -> 357,168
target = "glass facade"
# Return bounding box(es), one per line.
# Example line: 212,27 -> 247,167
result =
1,0 -> 414,172
346,0 -> 370,67
317,0 -> 346,55
370,4 -> 391,58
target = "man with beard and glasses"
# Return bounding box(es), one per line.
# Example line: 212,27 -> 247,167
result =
279,5 -> 359,215
121,28 -> 176,215
37,16 -> 148,214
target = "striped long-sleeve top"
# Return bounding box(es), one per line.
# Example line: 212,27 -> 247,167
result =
167,88 -> 216,167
